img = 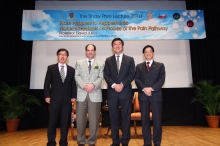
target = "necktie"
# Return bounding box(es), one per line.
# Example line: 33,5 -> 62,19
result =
60,65 -> 65,82
88,60 -> 91,74
147,62 -> 150,71
116,56 -> 120,73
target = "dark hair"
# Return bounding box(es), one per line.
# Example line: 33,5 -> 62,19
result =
57,48 -> 69,56
111,38 -> 124,47
142,45 -> 155,53
85,44 -> 96,51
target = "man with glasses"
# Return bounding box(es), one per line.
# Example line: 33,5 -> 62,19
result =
44,48 -> 77,146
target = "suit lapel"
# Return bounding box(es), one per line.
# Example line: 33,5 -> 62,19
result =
90,59 -> 98,76
65,65 -> 71,83
83,59 -> 90,76
119,55 -> 127,75
151,61 -> 156,71
90,60 -> 95,76
142,62 -> 149,73
55,63 -> 63,83
111,55 -> 118,71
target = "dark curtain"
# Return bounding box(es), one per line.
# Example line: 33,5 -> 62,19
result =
0,0 -> 35,130
185,1 -> 220,125
0,0 -> 35,86
186,1 -> 220,85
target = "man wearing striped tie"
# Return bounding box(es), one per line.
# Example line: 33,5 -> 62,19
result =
44,48 -> 77,146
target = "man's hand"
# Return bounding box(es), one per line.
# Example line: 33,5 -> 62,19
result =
84,84 -> 95,93
45,97 -> 50,104
71,98 -> 76,102
114,84 -> 123,92
143,87 -> 152,96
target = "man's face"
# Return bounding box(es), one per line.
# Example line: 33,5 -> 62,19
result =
144,47 -> 154,61
57,51 -> 68,64
112,40 -> 123,55
86,45 -> 96,60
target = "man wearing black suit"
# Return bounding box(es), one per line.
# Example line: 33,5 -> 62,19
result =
135,45 -> 165,146
44,48 -> 77,146
104,38 -> 135,146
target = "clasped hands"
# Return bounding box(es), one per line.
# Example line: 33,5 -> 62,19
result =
114,83 -> 123,92
84,83 -> 95,93
143,87 -> 152,96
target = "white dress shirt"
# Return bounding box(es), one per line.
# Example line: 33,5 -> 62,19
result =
86,58 -> 94,66
146,60 -> 153,67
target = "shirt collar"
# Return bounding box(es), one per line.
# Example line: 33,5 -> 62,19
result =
115,53 -> 123,58
146,60 -> 153,66
58,63 -> 66,67
86,58 -> 94,64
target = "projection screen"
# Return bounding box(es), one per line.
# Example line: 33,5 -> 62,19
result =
30,1 -> 192,89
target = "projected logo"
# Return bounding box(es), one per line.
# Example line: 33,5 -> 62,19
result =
172,10 -> 202,39
67,12 -> 75,19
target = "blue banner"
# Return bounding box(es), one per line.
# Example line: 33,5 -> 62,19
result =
22,10 -> 206,40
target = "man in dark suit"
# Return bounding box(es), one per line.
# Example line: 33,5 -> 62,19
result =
44,48 -> 77,146
104,38 -> 135,146
135,45 -> 165,146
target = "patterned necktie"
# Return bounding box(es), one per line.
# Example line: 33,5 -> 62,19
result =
88,60 -> 91,74
147,62 -> 150,71
60,65 -> 65,82
116,56 -> 120,73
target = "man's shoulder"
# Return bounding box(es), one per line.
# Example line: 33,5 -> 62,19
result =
48,63 -> 57,68
76,59 -> 86,63
123,54 -> 134,60
95,60 -> 103,65
75,59 -> 86,66
136,62 -> 145,67
153,61 -> 164,66
105,55 -> 114,60
67,64 -> 74,69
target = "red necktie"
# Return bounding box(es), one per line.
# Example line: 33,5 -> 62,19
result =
147,62 -> 150,71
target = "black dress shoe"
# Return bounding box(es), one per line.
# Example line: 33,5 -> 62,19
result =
89,145 -> 95,146
78,144 -> 85,146
122,144 -> 128,146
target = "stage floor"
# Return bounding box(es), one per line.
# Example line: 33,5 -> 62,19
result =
0,126 -> 220,146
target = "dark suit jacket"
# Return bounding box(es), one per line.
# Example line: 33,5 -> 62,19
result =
44,63 -> 77,104
104,54 -> 135,99
135,61 -> 165,101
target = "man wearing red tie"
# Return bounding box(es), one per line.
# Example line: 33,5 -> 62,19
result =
135,45 -> 166,146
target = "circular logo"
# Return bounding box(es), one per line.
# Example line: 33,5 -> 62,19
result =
187,20 -> 194,27
173,13 -> 180,20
